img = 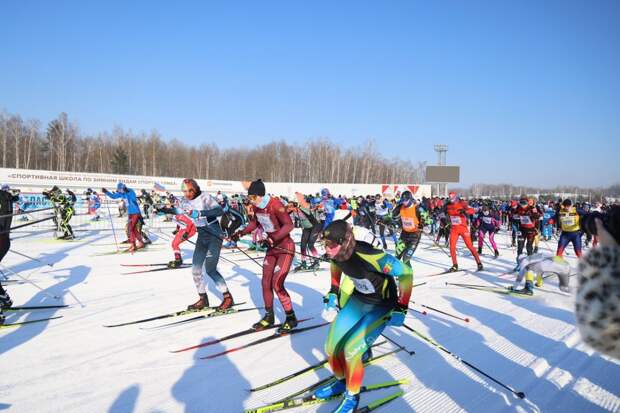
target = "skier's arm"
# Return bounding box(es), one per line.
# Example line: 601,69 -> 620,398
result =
270,203 -> 294,242
104,190 -> 122,200
329,262 -> 343,295
379,254 -> 413,307
196,202 -> 223,220
239,217 -> 258,236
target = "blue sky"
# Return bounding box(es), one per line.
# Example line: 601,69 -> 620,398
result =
1,1 -> 618,187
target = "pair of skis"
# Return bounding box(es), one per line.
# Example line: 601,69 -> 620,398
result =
170,317 -> 317,353
1,304 -> 68,329
446,282 -> 534,298
246,348 -> 407,412
245,382 -> 406,413
120,262 -> 191,275
103,302 -> 251,328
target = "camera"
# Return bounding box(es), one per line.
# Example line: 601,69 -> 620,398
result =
581,205 -> 620,244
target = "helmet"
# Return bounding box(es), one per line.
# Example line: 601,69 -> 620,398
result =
321,188 -> 330,198
116,182 -> 127,192
401,190 -> 414,207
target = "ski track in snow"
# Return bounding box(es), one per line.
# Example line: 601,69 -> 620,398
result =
1,227 -> 619,413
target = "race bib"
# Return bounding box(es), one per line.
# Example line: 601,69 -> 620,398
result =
450,216 -> 462,225
351,278 -> 376,294
520,215 -> 532,225
256,213 -> 276,232
482,217 -> 493,225
561,216 -> 575,226
402,217 -> 416,231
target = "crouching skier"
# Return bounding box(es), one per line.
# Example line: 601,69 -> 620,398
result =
316,220 -> 413,413
510,253 -> 571,295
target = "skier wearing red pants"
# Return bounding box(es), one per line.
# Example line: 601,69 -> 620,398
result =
167,214 -> 197,268
232,179 -> 298,333
445,192 -> 483,272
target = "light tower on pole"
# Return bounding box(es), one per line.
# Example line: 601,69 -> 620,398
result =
434,144 -> 448,196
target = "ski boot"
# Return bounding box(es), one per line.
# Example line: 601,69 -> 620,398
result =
533,246 -> 539,254
143,236 -> 152,245
477,246 -> 483,255
216,292 -> 234,311
308,260 -> 320,271
510,281 -> 534,296
494,249 -> 500,258
448,264 -> 459,273
120,239 -> 130,244
187,293 -> 209,311
253,309 -> 275,331
0,309 -> 4,326
248,243 -> 257,251
314,379 -> 346,399
333,391 -> 360,413
0,291 -> 13,309
361,346 -> 373,363
535,274 -> 544,288
477,262 -> 484,271
167,253 -> 183,268
293,261 -> 308,272
277,310 -> 298,334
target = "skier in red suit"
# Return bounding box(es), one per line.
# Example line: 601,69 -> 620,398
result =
445,192 -> 483,272
232,179 -> 298,333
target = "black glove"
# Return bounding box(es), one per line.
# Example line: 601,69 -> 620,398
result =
102,188 -> 108,194
182,232 -> 189,240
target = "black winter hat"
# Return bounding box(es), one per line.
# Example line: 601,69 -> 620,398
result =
248,179 -> 266,196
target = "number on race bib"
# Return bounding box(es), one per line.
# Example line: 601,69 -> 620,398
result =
402,217 -> 415,231
256,213 -> 276,232
450,216 -> 462,225
351,278 -> 376,294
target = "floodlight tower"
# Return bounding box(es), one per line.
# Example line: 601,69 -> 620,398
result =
434,144 -> 448,196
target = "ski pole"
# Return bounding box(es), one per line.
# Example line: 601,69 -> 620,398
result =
411,300 -> 469,322
446,281 -> 504,290
104,200 -> 120,253
413,281 -> 427,288
149,226 -> 238,266
0,206 -> 54,219
402,323 -> 525,399
9,249 -> 54,268
0,215 -> 55,235
197,226 -> 264,270
380,332 -> 415,356
0,265 -> 61,300
430,237 -> 452,259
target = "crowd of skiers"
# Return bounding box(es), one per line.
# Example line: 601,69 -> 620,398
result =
1,178 -> 619,413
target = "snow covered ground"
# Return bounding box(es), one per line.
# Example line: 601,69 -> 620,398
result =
1,222 -> 619,413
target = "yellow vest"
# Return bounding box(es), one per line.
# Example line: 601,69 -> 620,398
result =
559,207 -> 580,232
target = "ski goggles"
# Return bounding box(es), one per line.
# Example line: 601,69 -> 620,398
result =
321,238 -> 342,257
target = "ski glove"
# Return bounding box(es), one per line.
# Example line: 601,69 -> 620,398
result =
260,237 -> 274,249
323,292 -> 338,311
388,306 -> 407,326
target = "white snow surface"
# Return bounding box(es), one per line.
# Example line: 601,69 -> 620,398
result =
1,226 -> 619,413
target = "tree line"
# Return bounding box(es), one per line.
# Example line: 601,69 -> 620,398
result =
0,111 -> 426,184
